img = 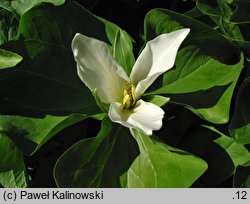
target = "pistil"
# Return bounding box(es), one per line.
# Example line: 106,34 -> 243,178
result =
122,83 -> 136,109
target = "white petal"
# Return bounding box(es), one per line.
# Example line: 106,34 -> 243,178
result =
72,33 -> 129,104
108,99 -> 164,135
130,28 -> 190,97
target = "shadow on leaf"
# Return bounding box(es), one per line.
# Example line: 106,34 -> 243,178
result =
179,125 -> 234,187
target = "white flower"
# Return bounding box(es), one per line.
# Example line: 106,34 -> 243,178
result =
72,28 -> 190,135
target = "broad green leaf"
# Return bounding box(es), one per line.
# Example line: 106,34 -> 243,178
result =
185,7 -> 204,19
0,133 -> 27,187
160,49 -> 243,124
144,9 -> 243,123
185,7 -> 217,28
154,47 -> 243,94
229,77 -> 250,145
180,125 -> 250,187
0,40 -> 100,116
18,2 -> 135,73
17,2 -> 110,46
0,114 -> 93,155
206,126 -> 250,167
0,48 -> 22,69
99,125 -> 139,187
54,119 -> 139,187
1,2 -> 106,115
0,0 -> 65,16
124,129 -> 208,187
12,0 -> 65,15
0,9 -> 18,45
213,126 -> 250,187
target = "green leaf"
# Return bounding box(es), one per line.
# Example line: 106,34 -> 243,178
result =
112,29 -> 134,75
162,49 -> 243,124
0,114 -> 91,155
92,90 -> 109,114
229,77 -> 250,145
180,125 -> 250,187
212,126 -> 250,187
230,0 -> 250,54
0,48 -> 22,69
17,2 -> 135,74
0,1 -> 135,115
102,19 -> 135,75
143,95 -> 170,107
13,0 -> 65,15
1,2 -> 116,115
17,2 -> 106,46
123,129 -> 208,187
0,9 -> 18,45
144,8 -> 239,64
144,9 -> 243,123
54,119 -> 139,187
0,133 -> 27,187
0,40 -> 100,116
0,0 -> 65,16
197,0 -> 244,41
18,1 -> 134,49
0,1 -> 14,14
197,0 -> 250,54
206,126 -> 250,167
155,47 -> 243,95
185,7 -> 205,19
100,126 -> 139,187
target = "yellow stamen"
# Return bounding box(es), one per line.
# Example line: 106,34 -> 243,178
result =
122,83 -> 136,109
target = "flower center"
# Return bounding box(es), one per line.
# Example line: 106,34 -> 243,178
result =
122,83 -> 136,109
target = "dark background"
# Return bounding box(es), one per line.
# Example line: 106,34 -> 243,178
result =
77,0 -> 195,48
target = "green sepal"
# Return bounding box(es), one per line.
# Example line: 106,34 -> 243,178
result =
92,89 -> 109,114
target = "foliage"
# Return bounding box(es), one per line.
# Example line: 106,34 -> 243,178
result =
0,0 -> 249,187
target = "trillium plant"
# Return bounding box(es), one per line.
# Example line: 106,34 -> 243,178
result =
72,28 -> 190,135
1,0 -> 250,188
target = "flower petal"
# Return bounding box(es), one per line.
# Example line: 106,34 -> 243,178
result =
108,99 -> 164,135
72,33 -> 129,104
130,28 -> 190,97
